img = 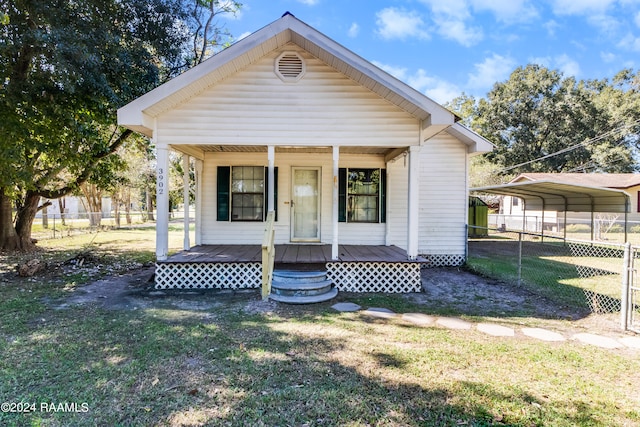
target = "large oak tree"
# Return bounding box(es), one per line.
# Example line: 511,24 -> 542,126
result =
0,0 -> 222,250
451,65 -> 640,183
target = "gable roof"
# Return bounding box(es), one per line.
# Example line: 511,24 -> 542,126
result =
117,13 -> 458,138
512,173 -> 640,189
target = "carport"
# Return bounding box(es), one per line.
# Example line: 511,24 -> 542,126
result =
470,180 -> 631,242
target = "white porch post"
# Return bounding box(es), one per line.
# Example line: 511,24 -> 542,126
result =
332,145 -> 340,260
194,159 -> 203,246
385,166 -> 391,246
267,145 -> 275,212
183,154 -> 190,250
156,144 -> 170,260
407,145 -> 421,260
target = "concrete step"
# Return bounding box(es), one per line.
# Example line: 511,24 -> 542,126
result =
269,269 -> 338,304
271,278 -> 333,296
270,287 -> 338,304
272,270 -> 328,283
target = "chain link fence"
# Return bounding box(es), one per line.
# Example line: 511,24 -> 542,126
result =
31,211 -> 191,241
467,227 -> 626,327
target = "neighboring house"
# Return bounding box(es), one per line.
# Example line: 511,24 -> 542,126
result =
36,196 -> 112,219
498,173 -> 640,230
117,13 -> 492,291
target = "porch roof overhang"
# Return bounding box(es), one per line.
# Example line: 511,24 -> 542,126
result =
471,180 -> 631,213
117,13 -> 458,139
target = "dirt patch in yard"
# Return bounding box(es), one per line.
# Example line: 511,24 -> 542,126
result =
413,267 -> 588,320
49,264 -> 589,321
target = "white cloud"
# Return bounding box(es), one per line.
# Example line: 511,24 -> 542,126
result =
544,20 -> 560,37
618,32 -> 640,51
434,18 -> 484,46
372,61 -> 408,81
236,31 -> 252,41
297,0 -> 320,5
408,70 -> 462,104
600,51 -> 617,63
555,54 -> 581,77
372,62 -> 461,104
527,54 -> 581,76
375,8 -> 430,40
467,53 -> 517,89
529,56 -> 552,68
470,0 -> 539,23
348,22 -> 360,38
550,0 -> 615,15
635,11 -> 640,27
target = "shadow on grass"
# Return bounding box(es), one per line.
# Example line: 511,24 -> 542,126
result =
1,299 -> 632,427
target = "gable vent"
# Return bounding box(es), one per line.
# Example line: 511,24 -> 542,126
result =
275,51 -> 306,82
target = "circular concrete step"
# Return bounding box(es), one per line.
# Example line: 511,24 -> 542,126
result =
269,287 -> 338,304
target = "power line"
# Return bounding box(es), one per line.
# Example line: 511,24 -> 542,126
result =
496,118 -> 640,174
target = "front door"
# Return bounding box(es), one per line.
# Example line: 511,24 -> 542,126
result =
291,167 -> 320,242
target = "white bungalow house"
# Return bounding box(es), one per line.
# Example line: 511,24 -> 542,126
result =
117,13 -> 492,293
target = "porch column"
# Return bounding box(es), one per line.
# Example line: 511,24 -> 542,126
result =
332,145 -> 340,260
183,154 -> 190,250
195,159 -> 203,246
156,144 -> 170,260
267,145 -> 275,212
407,145 -> 421,260
385,166 -> 391,246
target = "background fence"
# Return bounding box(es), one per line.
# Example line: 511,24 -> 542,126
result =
31,210 -> 191,241
468,226 -> 639,332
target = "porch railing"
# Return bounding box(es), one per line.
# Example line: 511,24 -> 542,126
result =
261,211 -> 276,300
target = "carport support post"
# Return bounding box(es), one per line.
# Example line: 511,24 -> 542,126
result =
621,242 -> 631,331
518,232 -> 523,287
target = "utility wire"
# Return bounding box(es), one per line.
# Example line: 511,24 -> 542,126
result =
496,118 -> 640,174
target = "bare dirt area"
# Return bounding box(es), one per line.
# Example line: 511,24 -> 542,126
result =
47,263 -> 598,327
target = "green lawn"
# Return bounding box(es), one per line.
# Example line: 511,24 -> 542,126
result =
1,226 -> 639,426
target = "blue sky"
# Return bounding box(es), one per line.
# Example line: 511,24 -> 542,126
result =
221,0 -> 640,104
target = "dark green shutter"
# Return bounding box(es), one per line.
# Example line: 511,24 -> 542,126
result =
264,167 -> 278,221
217,166 -> 230,221
380,169 -> 387,223
338,168 -> 346,222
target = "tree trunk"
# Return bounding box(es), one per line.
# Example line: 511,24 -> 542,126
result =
58,198 -> 66,226
80,183 -> 102,227
113,193 -> 121,228
146,188 -> 155,221
14,191 -> 40,251
125,189 -> 132,225
0,189 -> 21,251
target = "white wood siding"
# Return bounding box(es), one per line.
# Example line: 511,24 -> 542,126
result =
419,134 -> 468,255
201,152 -> 388,245
156,45 -> 418,148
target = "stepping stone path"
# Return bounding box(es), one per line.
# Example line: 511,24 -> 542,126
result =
331,302 -> 639,351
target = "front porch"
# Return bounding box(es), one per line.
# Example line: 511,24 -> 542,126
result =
155,244 -> 425,293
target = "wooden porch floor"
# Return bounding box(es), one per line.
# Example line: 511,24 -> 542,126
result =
162,244 -> 423,264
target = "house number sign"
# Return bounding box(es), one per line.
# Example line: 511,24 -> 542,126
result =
157,168 -> 165,195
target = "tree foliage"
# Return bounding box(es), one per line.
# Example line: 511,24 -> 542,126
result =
0,0 -> 238,250
451,65 -> 640,180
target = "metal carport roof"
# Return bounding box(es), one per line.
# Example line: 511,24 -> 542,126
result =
470,180 -> 630,213
470,180 -> 631,241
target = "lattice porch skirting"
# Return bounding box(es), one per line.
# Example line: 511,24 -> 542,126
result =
155,262 -> 262,289
155,261 -> 424,292
326,262 -> 422,293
